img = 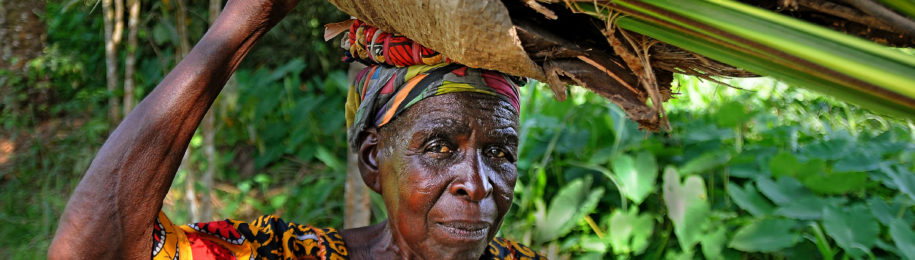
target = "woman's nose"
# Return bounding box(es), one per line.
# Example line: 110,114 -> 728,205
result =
448,153 -> 492,202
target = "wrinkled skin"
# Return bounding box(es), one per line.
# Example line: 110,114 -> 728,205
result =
342,93 -> 520,259
47,0 -> 522,258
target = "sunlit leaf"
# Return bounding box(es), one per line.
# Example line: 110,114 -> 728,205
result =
534,177 -> 605,244
728,218 -> 800,253
663,167 -> 710,252
611,152 -> 658,205
701,225 -> 727,260
608,208 -> 655,256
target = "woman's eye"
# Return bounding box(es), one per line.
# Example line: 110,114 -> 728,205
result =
487,147 -> 506,158
428,143 -> 452,154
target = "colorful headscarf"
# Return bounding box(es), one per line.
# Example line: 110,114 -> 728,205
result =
345,63 -> 521,147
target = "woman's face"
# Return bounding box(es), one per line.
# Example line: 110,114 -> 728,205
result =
370,92 -> 519,259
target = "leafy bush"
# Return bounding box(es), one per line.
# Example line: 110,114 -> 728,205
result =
502,76 -> 915,259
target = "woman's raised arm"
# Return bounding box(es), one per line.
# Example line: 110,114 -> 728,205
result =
48,1 -> 298,259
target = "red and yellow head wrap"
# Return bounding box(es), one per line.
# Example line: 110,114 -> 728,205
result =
342,20 -> 520,147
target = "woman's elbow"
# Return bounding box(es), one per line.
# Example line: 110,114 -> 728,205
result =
47,235 -> 72,260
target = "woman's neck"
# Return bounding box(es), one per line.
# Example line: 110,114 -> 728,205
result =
341,219 -> 415,259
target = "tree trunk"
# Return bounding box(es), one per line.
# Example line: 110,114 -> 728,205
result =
173,0 -> 199,222
123,0 -> 139,116
0,0 -> 47,121
0,0 -> 45,71
198,0 -> 224,222
344,62 -> 371,228
175,0 -> 191,59
102,0 -> 124,123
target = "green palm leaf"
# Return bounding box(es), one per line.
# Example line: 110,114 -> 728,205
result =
571,0 -> 915,119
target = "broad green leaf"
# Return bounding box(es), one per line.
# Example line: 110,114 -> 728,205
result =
769,152 -> 800,178
663,167 -> 710,252
727,182 -> 774,217
535,178 -> 585,243
534,177 -> 605,244
678,151 -> 731,176
729,154 -> 764,179
611,152 -> 658,205
800,171 -> 867,195
608,208 -> 655,256
822,204 -> 879,257
833,151 -> 880,172
701,225 -> 727,260
889,219 -> 915,260
794,158 -> 865,195
716,100 -> 749,127
774,197 -> 830,220
664,250 -> 694,260
886,166 -> 915,201
756,177 -> 815,205
803,138 -> 851,161
580,235 -> 608,253
868,197 -> 897,226
728,218 -> 800,252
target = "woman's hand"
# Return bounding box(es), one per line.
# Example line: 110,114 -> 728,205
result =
48,1 -> 299,259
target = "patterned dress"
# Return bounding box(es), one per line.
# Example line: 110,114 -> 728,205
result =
152,212 -> 545,260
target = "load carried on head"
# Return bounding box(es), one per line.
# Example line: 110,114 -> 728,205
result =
326,0 -> 915,130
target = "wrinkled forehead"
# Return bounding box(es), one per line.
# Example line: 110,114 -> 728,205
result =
388,92 -> 520,140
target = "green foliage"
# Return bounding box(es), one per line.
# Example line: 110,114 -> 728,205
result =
533,176 -> 605,244
663,167 -> 711,252
822,204 -> 880,257
611,152 -> 657,205
608,208 -> 654,256
500,75 -> 915,259
728,218 -> 799,253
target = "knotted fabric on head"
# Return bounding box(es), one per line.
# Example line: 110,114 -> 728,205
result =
345,63 -> 521,148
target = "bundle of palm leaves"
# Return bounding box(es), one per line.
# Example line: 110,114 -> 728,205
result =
327,0 -> 915,130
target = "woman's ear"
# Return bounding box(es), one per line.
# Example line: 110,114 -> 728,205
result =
358,128 -> 383,193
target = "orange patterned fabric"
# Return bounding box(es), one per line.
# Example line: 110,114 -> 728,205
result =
152,212 -> 545,259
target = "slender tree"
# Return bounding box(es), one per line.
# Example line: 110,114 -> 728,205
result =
198,0 -> 223,222
123,0 -> 140,115
102,0 -> 124,122
173,0 -> 199,222
344,62 -> 370,228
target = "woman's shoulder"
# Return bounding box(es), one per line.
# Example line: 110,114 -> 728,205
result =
484,237 -> 546,259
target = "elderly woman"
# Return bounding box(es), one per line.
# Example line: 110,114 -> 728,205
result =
48,0 -> 543,259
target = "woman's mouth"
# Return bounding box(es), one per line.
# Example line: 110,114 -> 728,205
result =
435,221 -> 490,242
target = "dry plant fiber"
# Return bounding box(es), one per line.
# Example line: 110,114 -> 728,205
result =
327,0 -> 546,80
